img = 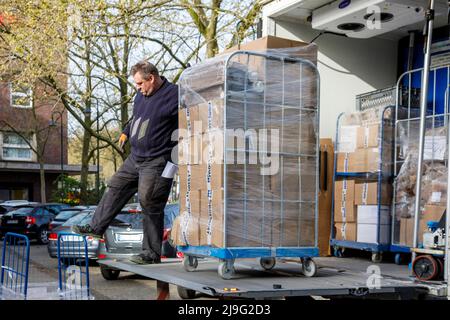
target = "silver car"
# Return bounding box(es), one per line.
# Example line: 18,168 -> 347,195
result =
47,209 -> 102,261
98,203 -> 180,280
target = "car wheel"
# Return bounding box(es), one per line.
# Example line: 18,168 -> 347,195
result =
38,228 -> 49,245
100,265 -> 120,280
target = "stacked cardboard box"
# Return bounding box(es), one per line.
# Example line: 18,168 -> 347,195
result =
356,205 -> 391,244
333,178 -> 393,242
398,204 -> 446,246
336,122 -> 393,174
173,36 -> 318,249
333,179 -> 357,241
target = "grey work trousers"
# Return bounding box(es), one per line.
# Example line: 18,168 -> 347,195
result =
90,154 -> 173,259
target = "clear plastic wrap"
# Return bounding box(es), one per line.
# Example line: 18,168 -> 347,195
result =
335,107 -> 394,175
394,124 -> 448,246
173,47 -> 319,248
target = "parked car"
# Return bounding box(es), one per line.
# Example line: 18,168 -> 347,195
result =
0,201 -> 39,215
0,204 -> 59,244
49,207 -> 88,231
47,209 -> 101,261
43,203 -> 71,214
98,203 -> 180,280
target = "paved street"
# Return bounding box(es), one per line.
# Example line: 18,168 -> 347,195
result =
0,239 -> 196,300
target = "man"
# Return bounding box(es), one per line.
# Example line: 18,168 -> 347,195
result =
72,61 -> 178,264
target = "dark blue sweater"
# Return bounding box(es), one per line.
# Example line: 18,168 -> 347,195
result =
123,77 -> 178,159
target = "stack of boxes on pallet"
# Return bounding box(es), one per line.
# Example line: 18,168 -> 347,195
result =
395,124 -> 448,246
172,36 -> 319,249
334,108 -> 394,243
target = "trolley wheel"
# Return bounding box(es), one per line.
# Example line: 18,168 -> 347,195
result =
301,258 -> 317,277
259,257 -> 276,270
371,252 -> 383,263
177,286 -> 196,299
100,265 -> 121,280
183,255 -> 198,272
333,247 -> 344,258
218,260 -> 235,280
412,255 -> 439,281
394,253 -> 403,265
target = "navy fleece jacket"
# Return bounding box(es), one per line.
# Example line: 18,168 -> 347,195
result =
123,77 -> 178,159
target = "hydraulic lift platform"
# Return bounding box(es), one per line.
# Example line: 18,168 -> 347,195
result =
98,257 -> 435,300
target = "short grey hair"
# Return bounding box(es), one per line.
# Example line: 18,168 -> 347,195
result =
130,61 -> 159,79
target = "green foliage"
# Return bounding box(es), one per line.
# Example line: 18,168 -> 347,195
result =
51,174 -> 105,205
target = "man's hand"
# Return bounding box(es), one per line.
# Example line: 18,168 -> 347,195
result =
119,133 -> 128,151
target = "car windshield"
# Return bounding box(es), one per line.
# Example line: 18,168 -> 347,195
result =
6,207 -> 34,216
63,211 -> 93,226
111,212 -> 143,229
55,210 -> 81,221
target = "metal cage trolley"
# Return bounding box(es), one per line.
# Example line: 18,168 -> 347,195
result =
330,105 -> 395,263
0,233 -> 30,299
173,48 -> 320,279
391,64 -> 450,267
57,232 -> 91,299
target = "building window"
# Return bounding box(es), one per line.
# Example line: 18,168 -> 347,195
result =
10,83 -> 32,109
2,132 -> 33,161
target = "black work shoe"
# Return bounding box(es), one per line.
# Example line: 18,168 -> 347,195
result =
129,254 -> 161,265
71,224 -> 102,239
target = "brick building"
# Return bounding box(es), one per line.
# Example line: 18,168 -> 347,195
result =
0,81 -> 97,202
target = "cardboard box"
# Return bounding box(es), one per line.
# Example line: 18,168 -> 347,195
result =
356,205 -> 391,224
334,179 -> 356,222
336,152 -> 351,172
356,123 -> 394,149
399,218 -> 414,247
222,36 -> 318,109
318,138 -> 334,256
428,181 -> 447,206
171,213 -> 201,246
354,181 -> 392,205
357,124 -> 380,149
178,164 -> 224,195
222,35 -> 317,64
419,205 -> 446,243
338,125 -> 358,153
357,223 -> 390,244
349,148 -> 381,173
335,222 -> 357,241
397,206 -> 445,247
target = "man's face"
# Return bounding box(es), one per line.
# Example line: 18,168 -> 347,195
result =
133,71 -> 156,96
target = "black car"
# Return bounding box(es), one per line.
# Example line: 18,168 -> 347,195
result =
0,201 -> 39,216
0,204 -> 59,244
49,207 -> 88,231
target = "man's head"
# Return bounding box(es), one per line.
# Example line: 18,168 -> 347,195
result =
130,61 -> 163,96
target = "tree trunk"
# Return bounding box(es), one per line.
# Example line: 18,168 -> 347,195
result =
79,118 -> 92,204
39,161 -> 46,203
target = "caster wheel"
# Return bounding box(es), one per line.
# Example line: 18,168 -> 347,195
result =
259,257 -> 276,270
371,252 -> 383,263
177,286 -> 196,299
412,255 -> 439,281
301,258 -> 317,277
218,260 -> 235,280
100,265 -> 120,280
183,255 -> 198,272
394,253 -> 403,265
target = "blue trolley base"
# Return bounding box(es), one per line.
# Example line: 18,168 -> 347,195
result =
177,246 -> 320,279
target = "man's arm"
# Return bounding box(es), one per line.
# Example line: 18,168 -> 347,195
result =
119,116 -> 133,150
